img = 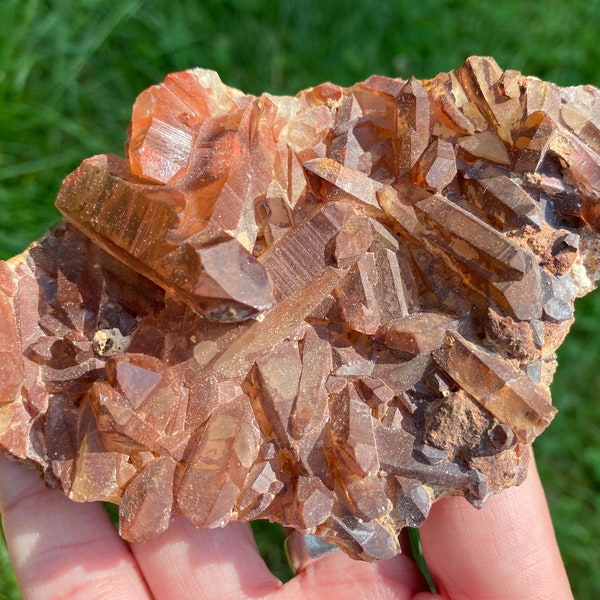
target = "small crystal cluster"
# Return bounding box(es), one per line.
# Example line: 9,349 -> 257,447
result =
1,57 -> 600,560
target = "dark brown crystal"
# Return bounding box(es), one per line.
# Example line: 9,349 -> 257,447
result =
1,57 -> 600,561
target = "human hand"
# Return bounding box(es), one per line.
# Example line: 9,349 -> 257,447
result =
0,451 -> 572,599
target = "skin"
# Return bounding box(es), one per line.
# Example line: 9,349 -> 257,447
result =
0,450 -> 573,600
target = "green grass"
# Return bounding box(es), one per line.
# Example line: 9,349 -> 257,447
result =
1,1 -> 599,597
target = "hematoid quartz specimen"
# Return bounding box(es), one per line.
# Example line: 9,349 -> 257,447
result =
1,56 -> 599,560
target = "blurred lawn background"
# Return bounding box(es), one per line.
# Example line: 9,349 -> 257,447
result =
0,0 -> 599,597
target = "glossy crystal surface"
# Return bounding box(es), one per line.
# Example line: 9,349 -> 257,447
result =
2,57 -> 600,560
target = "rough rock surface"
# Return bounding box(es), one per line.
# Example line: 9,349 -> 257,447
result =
1,56 -> 600,560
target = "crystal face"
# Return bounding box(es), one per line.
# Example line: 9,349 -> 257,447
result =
2,56 -> 600,561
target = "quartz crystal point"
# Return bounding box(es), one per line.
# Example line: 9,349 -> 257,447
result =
2,56 -> 600,561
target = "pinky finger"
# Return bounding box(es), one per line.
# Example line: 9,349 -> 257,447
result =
0,456 -> 151,600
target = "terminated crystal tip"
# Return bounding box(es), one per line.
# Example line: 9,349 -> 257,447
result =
2,56 -> 600,560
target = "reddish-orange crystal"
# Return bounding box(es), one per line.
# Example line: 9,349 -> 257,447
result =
1,57 -> 600,560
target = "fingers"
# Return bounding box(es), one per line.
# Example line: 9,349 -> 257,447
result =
0,456 -> 150,600
1,449 -> 571,600
279,549 -> 428,600
130,518 -> 282,599
132,517 -> 429,600
417,450 -> 573,600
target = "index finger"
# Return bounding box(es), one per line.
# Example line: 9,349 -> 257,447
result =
416,450 -> 573,599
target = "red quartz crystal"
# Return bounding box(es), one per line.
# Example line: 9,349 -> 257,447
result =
1,56 -> 600,561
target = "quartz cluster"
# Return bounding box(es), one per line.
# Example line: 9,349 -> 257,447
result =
1,57 -> 600,561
